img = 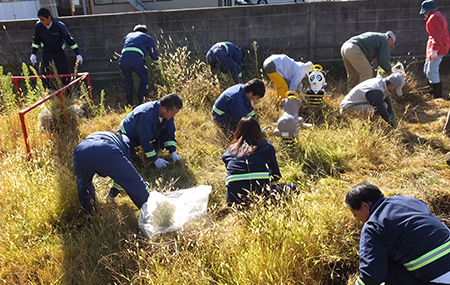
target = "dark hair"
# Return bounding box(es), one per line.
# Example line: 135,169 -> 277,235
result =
345,182 -> 384,210
160,93 -> 183,110
133,24 -> 148,33
229,117 -> 263,157
244,78 -> 265,98
38,8 -> 52,18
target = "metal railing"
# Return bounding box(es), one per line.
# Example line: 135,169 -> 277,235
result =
16,73 -> 93,159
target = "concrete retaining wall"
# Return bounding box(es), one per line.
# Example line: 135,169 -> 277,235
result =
0,0 -> 448,80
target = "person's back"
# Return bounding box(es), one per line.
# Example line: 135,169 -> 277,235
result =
123,31 -> 158,60
362,195 -> 450,283
206,42 -> 243,83
212,79 -> 264,132
213,84 -> 247,125
265,54 -> 302,82
340,77 -> 386,110
346,182 -> 450,285
347,32 -> 391,70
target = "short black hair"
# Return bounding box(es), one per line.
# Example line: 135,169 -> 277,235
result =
133,24 -> 148,33
244,78 -> 265,98
160,93 -> 183,110
345,182 -> 384,210
38,8 -> 52,19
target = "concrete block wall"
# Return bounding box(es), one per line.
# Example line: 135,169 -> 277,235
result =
0,0 -> 448,80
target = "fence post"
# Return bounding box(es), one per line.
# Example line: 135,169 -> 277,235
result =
19,111 -> 31,160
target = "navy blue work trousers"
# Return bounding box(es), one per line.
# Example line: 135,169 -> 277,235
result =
42,49 -> 69,76
119,52 -> 149,95
73,137 -> 149,214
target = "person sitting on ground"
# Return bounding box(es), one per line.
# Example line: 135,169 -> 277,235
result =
263,54 -> 313,102
73,131 -> 150,215
212,78 -> 265,135
340,73 -> 406,128
222,117 -> 297,206
345,182 -> 450,285
206,41 -> 244,83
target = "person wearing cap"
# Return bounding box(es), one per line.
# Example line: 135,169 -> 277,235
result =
263,54 -> 313,102
30,8 -> 83,80
345,182 -> 450,285
119,24 -> 159,105
73,131 -> 151,215
212,78 -> 265,135
341,31 -> 396,91
340,73 -> 406,128
206,42 -> 244,84
420,0 -> 450,99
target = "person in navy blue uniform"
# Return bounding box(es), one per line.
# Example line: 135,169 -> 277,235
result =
73,131 -> 150,215
206,42 -> 244,83
104,93 -> 183,200
212,78 -> 265,135
30,8 -> 83,78
222,117 -> 297,205
345,182 -> 450,285
119,24 -> 159,105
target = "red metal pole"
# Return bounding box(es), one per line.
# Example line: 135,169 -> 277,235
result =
86,73 -> 94,105
12,78 -> 21,98
57,91 -> 68,125
19,112 -> 31,160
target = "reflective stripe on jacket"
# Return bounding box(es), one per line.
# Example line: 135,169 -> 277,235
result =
356,195 -> 450,285
121,31 -> 159,61
31,19 -> 80,55
212,84 -> 255,130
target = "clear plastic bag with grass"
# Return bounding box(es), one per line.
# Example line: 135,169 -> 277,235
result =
138,185 -> 212,238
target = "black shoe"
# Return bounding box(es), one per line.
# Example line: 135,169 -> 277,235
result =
430,82 -> 442,99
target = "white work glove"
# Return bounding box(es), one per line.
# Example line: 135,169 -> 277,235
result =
154,158 -> 169,168
260,127 -> 265,133
30,54 -> 37,65
431,50 -> 438,60
171,152 -> 180,162
76,54 -> 83,64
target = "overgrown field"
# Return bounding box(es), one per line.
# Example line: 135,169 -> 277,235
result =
1,48 -> 450,284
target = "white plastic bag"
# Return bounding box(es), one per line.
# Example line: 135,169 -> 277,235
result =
392,62 -> 405,74
138,185 -> 212,238
377,62 -> 405,78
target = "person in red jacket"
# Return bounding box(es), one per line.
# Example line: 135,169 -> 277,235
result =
420,0 -> 450,99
